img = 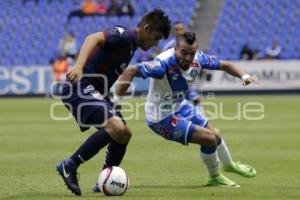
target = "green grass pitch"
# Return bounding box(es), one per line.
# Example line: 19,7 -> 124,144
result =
0,95 -> 300,200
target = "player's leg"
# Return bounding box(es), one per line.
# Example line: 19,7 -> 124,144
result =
185,103 -> 256,178
102,107 -> 131,169
92,101 -> 131,193
103,125 -> 131,168
177,103 -> 231,183
189,125 -> 239,187
93,125 -> 132,192
148,116 -> 238,187
56,107 -> 129,195
68,115 -> 127,168
206,123 -> 256,178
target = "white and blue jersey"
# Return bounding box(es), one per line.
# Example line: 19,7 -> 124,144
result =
136,48 -> 221,145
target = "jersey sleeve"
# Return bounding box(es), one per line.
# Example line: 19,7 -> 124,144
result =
136,59 -> 166,79
197,52 -> 221,70
104,26 -> 131,46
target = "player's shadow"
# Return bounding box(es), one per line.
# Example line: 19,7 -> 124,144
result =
131,184 -> 206,190
0,186 -> 213,200
0,192 -> 78,200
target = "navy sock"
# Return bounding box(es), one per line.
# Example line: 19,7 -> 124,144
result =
102,141 -> 128,169
201,145 -> 217,154
70,129 -> 112,168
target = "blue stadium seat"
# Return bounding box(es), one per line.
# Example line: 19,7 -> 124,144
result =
0,0 -> 197,65
210,0 -> 299,60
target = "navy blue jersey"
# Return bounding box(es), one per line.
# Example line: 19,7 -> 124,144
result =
61,25 -> 136,131
82,25 -> 137,95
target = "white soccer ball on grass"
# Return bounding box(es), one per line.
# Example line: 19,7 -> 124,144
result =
98,166 -> 129,196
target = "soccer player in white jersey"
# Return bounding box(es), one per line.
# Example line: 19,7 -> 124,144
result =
114,32 -> 258,187
163,22 -> 205,106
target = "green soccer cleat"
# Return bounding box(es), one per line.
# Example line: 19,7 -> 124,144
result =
224,161 -> 256,178
206,174 -> 240,188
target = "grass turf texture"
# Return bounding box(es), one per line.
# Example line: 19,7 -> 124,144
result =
0,95 -> 299,200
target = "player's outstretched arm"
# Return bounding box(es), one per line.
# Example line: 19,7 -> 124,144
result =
67,32 -> 106,83
113,66 -> 140,103
219,60 -> 259,86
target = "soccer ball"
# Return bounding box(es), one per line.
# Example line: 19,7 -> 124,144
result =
98,166 -> 129,196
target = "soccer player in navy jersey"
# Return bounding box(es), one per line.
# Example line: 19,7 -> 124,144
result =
114,32 -> 258,187
56,9 -> 171,196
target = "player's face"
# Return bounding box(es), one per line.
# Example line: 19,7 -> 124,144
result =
175,40 -> 198,70
139,25 -> 164,51
173,23 -> 185,37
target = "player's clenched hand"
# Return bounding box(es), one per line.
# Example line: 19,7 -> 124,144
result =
66,67 -> 83,83
242,74 -> 259,86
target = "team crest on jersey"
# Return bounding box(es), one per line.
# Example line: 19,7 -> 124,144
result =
189,68 -> 200,79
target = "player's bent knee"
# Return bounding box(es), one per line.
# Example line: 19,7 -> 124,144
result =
114,129 -> 131,144
121,127 -> 132,143
192,126 -> 217,146
205,134 -> 217,147
106,117 -> 126,134
105,117 -> 129,143
207,126 -> 222,144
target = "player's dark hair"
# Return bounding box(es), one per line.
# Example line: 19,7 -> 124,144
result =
176,31 -> 196,45
138,9 -> 171,39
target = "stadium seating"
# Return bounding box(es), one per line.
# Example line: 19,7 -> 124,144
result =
209,0 -> 300,60
0,0 -> 197,66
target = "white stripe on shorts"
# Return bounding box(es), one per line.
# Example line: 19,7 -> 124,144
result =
185,121 -> 192,145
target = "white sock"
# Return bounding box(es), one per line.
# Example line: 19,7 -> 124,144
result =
217,139 -> 233,167
200,151 -> 220,177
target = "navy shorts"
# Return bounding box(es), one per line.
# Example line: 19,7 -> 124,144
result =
61,81 -> 125,132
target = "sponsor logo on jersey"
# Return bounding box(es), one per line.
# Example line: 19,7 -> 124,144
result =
168,66 -> 177,73
110,26 -> 125,35
168,66 -> 180,80
91,91 -> 103,100
149,60 -> 160,68
83,84 -> 95,94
